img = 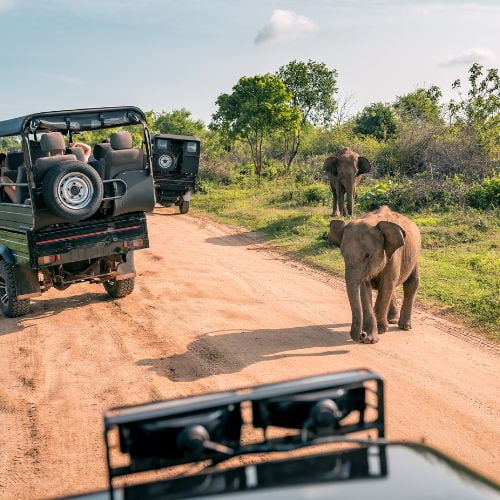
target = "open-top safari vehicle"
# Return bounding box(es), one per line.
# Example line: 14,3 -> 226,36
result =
0,106 -> 155,317
151,134 -> 200,213
66,369 -> 499,499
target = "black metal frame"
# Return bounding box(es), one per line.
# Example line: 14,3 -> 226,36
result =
103,369 -> 384,498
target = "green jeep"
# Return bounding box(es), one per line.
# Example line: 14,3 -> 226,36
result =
0,106 -> 155,317
151,134 -> 200,214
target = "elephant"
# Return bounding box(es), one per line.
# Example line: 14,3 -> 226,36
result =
323,147 -> 372,217
328,206 -> 421,344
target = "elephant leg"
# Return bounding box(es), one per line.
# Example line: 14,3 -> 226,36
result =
388,295 -> 399,324
346,185 -> 355,217
399,266 -> 419,331
374,277 -> 396,334
360,280 -> 378,343
338,185 -> 346,216
331,183 -> 339,216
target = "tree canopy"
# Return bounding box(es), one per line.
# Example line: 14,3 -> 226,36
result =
394,86 -> 442,123
354,102 -> 397,140
151,108 -> 205,137
210,74 -> 301,174
276,60 -> 338,168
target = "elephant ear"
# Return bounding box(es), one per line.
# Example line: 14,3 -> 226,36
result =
357,156 -> 372,175
324,156 -> 338,176
328,220 -> 345,247
377,221 -> 406,258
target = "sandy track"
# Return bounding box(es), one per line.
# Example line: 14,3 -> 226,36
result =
0,209 -> 498,498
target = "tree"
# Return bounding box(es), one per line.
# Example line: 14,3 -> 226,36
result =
394,86 -> 442,123
277,60 -> 337,168
210,74 -> 301,175
354,102 -> 397,141
152,108 -> 205,137
448,63 -> 499,156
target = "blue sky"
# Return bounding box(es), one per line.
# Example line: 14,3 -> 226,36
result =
0,0 -> 498,123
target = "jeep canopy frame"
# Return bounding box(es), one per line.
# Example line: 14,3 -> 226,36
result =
104,369 -> 385,497
0,107 -> 153,229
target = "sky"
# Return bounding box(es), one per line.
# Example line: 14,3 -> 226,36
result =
0,0 -> 498,124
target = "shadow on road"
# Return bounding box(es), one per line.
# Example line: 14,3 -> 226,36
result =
137,323 -> 352,382
0,292 -> 111,337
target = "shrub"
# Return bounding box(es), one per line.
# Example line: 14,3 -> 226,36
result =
467,175 -> 500,210
357,175 -> 470,213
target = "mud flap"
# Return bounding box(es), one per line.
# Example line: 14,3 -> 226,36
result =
13,266 -> 41,300
115,252 -> 136,281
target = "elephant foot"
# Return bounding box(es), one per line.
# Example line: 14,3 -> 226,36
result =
377,322 -> 389,334
388,317 -> 398,324
359,331 -> 379,344
398,320 -> 412,331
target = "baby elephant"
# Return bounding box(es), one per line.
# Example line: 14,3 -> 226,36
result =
328,206 -> 421,344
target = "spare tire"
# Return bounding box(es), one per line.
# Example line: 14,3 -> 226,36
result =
42,160 -> 103,221
157,152 -> 176,172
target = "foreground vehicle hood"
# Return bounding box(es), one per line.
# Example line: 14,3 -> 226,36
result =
64,443 -> 499,499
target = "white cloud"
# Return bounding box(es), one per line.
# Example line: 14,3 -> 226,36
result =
255,9 -> 318,44
41,72 -> 85,85
440,47 -> 496,66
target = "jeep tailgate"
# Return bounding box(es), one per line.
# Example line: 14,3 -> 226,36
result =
30,213 -> 149,267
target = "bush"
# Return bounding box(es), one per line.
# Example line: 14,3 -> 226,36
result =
467,175 -> 500,210
274,183 -> 331,207
357,175 -> 470,213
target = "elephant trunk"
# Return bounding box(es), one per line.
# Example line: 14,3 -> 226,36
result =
345,266 -> 363,342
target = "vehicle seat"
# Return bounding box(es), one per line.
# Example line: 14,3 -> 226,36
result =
104,132 -> 143,179
34,132 -> 76,183
29,141 -> 45,163
14,166 -> 29,204
91,142 -> 112,178
2,151 -> 24,181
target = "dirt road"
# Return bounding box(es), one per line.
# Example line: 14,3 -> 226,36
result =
0,209 -> 498,498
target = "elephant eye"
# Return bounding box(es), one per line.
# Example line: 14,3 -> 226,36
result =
364,253 -> 370,259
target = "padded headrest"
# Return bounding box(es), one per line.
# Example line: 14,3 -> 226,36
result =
6,151 -> 24,170
67,147 -> 86,162
40,132 -> 65,153
110,131 -> 133,150
93,142 -> 112,160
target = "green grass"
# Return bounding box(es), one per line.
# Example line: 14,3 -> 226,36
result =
193,178 -> 500,340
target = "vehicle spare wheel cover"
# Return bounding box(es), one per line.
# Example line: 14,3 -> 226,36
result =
42,160 -> 104,221
158,153 -> 175,171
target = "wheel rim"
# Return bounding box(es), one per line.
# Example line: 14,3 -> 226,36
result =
0,275 -> 8,305
57,172 -> 94,210
159,154 -> 173,170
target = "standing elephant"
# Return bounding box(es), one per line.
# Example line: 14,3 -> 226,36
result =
328,206 -> 421,344
324,147 -> 372,216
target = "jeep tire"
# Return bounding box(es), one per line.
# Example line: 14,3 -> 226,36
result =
179,200 -> 190,214
42,161 -> 103,221
0,261 -> 30,317
103,278 -> 135,298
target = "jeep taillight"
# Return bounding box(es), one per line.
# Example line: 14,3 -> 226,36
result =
38,255 -> 61,265
123,239 -> 144,249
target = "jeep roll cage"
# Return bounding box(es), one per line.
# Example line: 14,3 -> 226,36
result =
0,105 -> 153,172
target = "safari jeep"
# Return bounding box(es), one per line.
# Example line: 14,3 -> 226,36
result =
151,134 -> 200,213
0,106 -> 155,317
